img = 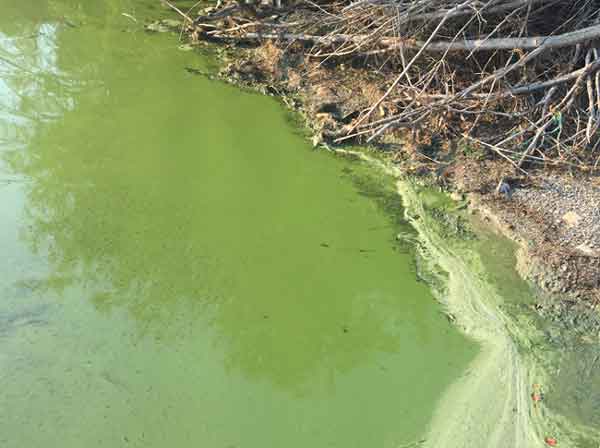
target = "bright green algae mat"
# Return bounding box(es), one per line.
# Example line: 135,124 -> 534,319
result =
0,1 -> 477,447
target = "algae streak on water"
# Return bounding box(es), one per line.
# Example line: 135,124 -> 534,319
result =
0,1 -> 477,447
394,184 -> 600,447
470,212 -> 600,448
395,185 -> 542,448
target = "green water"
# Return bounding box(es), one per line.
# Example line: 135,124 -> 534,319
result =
0,1 -> 477,447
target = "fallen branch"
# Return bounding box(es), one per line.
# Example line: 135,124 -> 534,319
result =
161,0 -> 193,22
208,23 -> 600,54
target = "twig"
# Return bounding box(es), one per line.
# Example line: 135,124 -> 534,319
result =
464,135 -> 529,175
161,0 -> 193,22
121,13 -> 137,23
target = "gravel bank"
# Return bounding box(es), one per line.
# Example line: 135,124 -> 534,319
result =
513,175 -> 600,256
450,158 -> 600,303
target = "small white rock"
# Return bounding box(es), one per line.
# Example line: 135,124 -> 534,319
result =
562,211 -> 581,228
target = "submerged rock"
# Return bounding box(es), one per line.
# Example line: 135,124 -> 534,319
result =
145,19 -> 182,33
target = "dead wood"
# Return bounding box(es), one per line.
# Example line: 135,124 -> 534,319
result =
185,0 -> 600,172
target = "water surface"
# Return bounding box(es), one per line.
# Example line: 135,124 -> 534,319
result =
0,1 -> 477,447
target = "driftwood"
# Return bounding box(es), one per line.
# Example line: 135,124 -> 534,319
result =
210,23 -> 600,54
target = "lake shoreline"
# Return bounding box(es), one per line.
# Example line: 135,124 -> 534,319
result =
152,12 -> 600,444
396,181 -> 542,448
156,15 -> 600,318
305,149 -> 600,445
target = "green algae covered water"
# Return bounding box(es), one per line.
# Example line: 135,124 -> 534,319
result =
0,1 -> 478,447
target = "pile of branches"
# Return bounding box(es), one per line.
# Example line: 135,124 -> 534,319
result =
177,0 -> 600,172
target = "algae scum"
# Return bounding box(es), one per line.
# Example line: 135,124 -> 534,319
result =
5,1 -> 600,446
0,1 -> 479,447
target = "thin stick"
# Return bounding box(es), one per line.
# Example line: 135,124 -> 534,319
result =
464,135 -> 529,175
162,0 -> 193,22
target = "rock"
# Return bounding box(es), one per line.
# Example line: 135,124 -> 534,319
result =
315,102 -> 342,119
450,191 -> 463,202
311,133 -> 322,148
414,166 -> 430,177
496,180 -> 512,198
145,22 -> 169,33
145,19 -> 181,33
562,211 -> 581,228
312,86 -> 342,119
162,19 -> 182,28
575,243 -> 600,257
